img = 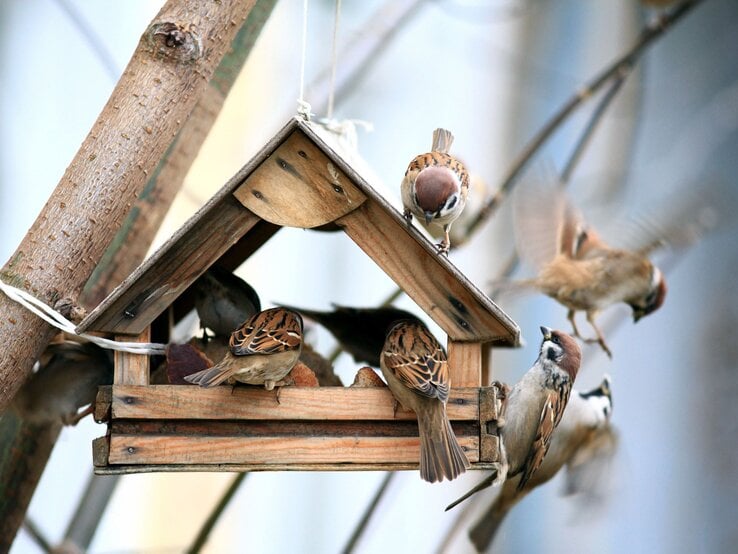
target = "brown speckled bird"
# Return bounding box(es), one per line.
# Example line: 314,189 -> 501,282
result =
401,128 -> 470,254
184,307 -> 303,390
513,182 -> 666,357
380,320 -> 470,483
446,326 -> 581,510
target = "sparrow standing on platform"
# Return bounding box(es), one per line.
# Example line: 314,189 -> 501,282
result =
401,128 -> 470,254
447,326 -> 581,509
380,320 -> 470,482
184,307 -> 303,390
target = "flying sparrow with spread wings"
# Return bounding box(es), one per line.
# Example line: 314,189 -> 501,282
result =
401,128 -> 470,254
184,307 -> 303,390
467,376 -> 615,552
193,265 -> 261,338
280,304 -> 421,367
446,326 -> 581,509
380,320 -> 470,482
512,181 -> 667,357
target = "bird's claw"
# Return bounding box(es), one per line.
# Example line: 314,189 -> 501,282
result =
403,209 -> 413,225
436,241 -> 450,256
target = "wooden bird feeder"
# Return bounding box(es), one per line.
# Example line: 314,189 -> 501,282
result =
80,117 -> 520,474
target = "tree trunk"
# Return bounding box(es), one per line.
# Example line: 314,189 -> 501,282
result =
0,0 -> 258,414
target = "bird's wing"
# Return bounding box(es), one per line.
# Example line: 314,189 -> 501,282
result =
230,311 -> 302,356
382,333 -> 449,402
513,173 -> 609,268
517,390 -> 562,490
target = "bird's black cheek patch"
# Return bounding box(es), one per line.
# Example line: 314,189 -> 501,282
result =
546,346 -> 558,361
446,196 -> 457,210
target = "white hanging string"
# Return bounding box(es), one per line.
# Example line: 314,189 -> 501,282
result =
0,279 -> 167,355
326,0 -> 342,120
296,0 -> 313,119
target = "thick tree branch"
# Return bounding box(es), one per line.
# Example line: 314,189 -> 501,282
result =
0,0 -> 259,413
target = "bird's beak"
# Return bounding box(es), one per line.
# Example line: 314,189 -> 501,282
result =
424,211 -> 434,225
632,311 -> 642,323
540,326 -> 552,341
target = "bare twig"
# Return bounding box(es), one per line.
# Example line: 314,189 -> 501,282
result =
463,0 -> 704,238
61,474 -> 121,551
187,473 -> 248,554
341,472 -> 396,554
22,517 -> 52,554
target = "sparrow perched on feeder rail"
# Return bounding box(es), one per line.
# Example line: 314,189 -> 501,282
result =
193,265 -> 261,338
380,320 -> 470,483
446,326 -> 581,510
281,304 -> 421,367
511,181 -> 667,357
466,376 -> 615,552
401,128 -> 470,254
184,307 -> 303,390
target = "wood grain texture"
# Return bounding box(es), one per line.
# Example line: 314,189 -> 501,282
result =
447,340 -> 482,387
337,200 -> 510,343
0,0 -> 260,412
108,435 -> 480,465
114,330 -> 150,385
233,132 -> 366,228
77,195 -> 262,335
111,385 -> 479,421
82,0 -> 278,308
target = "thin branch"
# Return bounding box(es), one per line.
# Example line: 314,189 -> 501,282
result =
186,473 -> 248,554
61,474 -> 121,550
463,0 -> 704,238
22,518 -> 52,554
341,472 -> 396,554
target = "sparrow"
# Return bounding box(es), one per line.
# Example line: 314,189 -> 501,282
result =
12,341 -> 113,426
467,376 -> 615,552
401,128 -> 470,254
184,307 -> 303,390
446,326 -> 581,509
280,304 -> 421,367
512,181 -> 667,357
380,320 -> 470,482
193,265 -> 261,338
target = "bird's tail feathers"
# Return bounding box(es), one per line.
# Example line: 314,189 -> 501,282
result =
431,128 -> 454,154
183,362 -> 234,387
419,406 -> 470,483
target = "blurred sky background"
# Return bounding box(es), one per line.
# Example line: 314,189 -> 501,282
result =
1,1 -> 738,553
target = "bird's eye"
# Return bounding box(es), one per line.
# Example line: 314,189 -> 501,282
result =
552,335 -> 560,345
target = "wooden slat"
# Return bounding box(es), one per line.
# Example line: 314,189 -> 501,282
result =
77,195 -> 263,335
94,386 -> 112,423
114,329 -> 150,385
337,200 -> 512,343
479,385 -> 504,462
482,344 -> 492,386
108,435 -> 480,465
111,385 -> 479,421
233,131 -> 366,228
94,462 -> 499,475
447,340 -> 482,387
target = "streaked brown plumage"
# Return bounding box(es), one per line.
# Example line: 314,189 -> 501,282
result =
467,376 -> 615,552
280,304 -> 421,367
380,320 -> 470,483
447,326 -> 581,509
513,182 -> 666,357
401,128 -> 470,254
184,307 -> 303,390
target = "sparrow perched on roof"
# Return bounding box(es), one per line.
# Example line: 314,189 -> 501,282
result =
280,304 -> 421,367
184,307 -> 303,390
12,341 -> 113,426
446,326 -> 581,509
193,265 -> 261,337
401,128 -> 470,255
466,376 -> 615,552
380,320 -> 470,482
512,181 -> 667,357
